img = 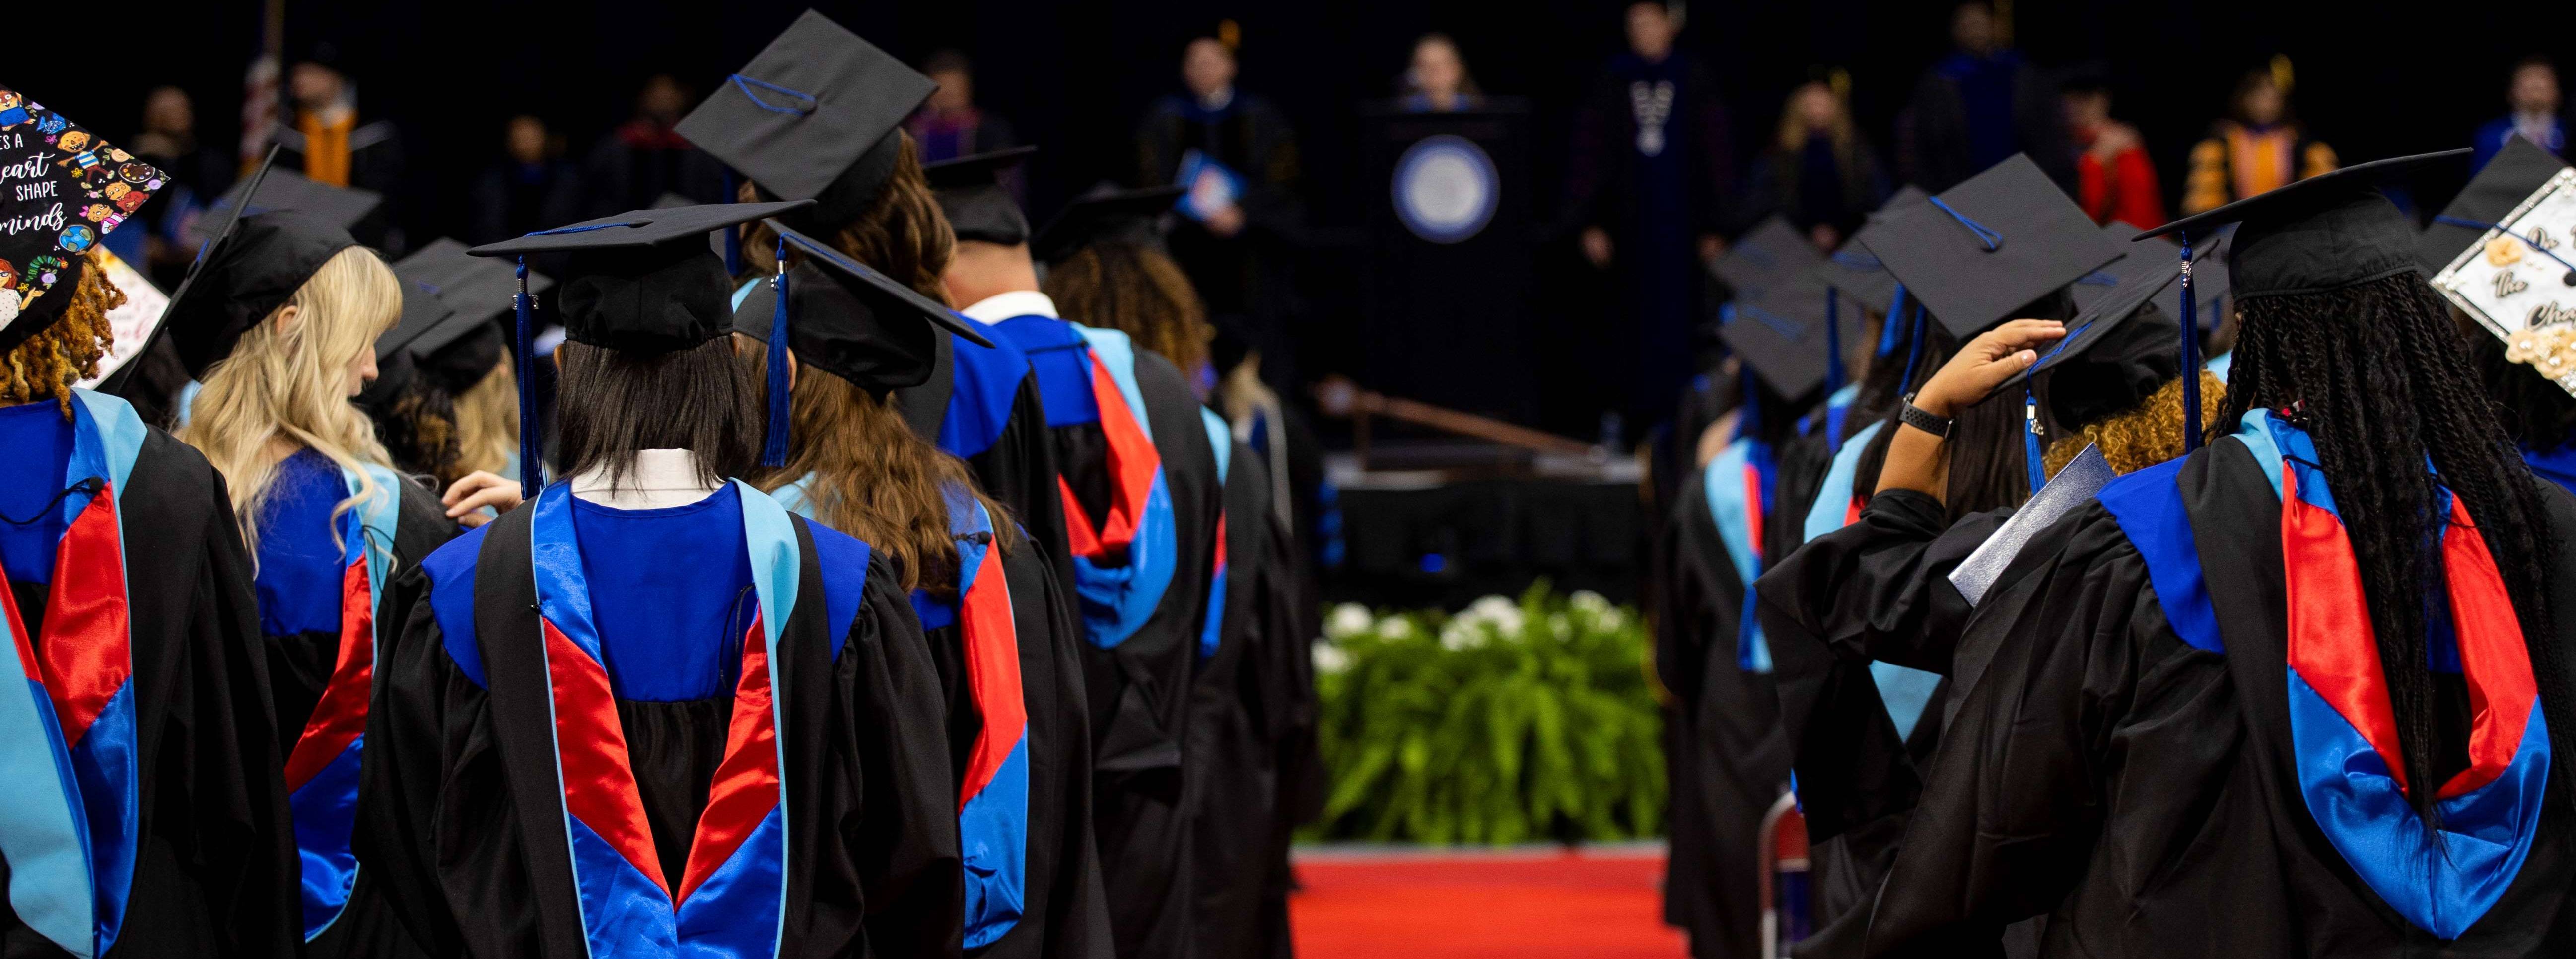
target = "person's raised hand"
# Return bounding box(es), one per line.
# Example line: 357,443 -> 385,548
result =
1912,319 -> 2066,417
442,470 -> 524,528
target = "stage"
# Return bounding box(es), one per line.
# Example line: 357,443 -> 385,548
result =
1290,844 -> 1684,959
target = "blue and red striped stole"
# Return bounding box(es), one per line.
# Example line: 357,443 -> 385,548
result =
529,481 -> 803,957
283,461 -> 400,939
1197,409 -> 1233,661
925,487 -> 1032,948
0,390 -> 145,959
2107,411 -> 2550,939
1705,436 -> 1776,673
1053,328 -> 1179,650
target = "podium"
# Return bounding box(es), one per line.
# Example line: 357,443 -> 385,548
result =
1361,100 -> 1535,424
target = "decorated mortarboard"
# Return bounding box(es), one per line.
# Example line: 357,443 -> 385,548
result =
729,218 -> 990,464
186,168 -> 381,243
0,84 -> 165,355
2425,159 -> 2576,396
2418,135 -> 2567,273
469,200 -> 812,493
677,9 -> 938,235
926,146 -> 1038,246
1822,186 -> 1930,316
1031,185 -> 1184,264
1716,269 -> 1834,400
387,238 -> 550,393
1711,215 -> 1824,302
1861,154 -> 2124,339
2136,148 -> 2470,448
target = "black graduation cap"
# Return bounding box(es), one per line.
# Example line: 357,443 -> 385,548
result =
0,84 -> 166,355
386,238 -> 551,393
185,169 -> 381,245
2155,231 -> 2231,332
926,146 -> 1037,246
1861,154 -> 2124,339
1032,185 -> 1184,264
466,201 -> 810,353
100,146 -> 289,399
1822,185 -> 1931,316
2137,149 -> 2470,301
149,144 -> 362,381
2027,234 -> 2189,426
1711,216 -> 1824,302
2417,136 -> 2568,272
1717,269 -> 1833,400
677,9 -> 938,235
2069,222 -> 2177,312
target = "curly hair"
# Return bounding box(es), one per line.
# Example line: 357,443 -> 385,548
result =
1043,242 -> 1212,375
372,384 -> 464,487
1,249 -> 122,418
742,129 -> 956,303
2042,370 -> 2228,476
2223,272 -> 2567,819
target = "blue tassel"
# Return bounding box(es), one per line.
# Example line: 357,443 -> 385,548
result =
1877,285 -> 1906,357
1898,302 -> 1929,395
2178,234 -> 2202,453
761,236 -> 792,468
2024,388 -> 2046,494
1824,285 -> 1845,397
513,258 -> 542,500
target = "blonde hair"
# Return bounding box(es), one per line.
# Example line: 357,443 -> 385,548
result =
452,355 -> 520,477
2043,370 -> 2229,477
180,245 -> 403,555
0,249 -> 121,418
1776,80 -> 1859,157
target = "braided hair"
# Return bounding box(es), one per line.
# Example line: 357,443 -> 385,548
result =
2222,272 -> 2569,818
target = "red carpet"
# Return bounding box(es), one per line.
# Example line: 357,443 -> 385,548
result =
1289,846 -> 1686,959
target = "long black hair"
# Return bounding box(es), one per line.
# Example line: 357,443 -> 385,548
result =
555,337 -> 762,492
2465,326 -> 2576,452
2223,272 -> 2568,817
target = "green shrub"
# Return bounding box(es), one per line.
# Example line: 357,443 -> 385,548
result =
1307,583 -> 1665,844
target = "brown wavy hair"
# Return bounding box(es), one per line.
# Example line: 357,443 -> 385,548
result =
741,129 -> 956,302
2042,370 -> 2228,477
1043,241 -> 1211,375
2,250 -> 122,418
743,347 -> 1014,597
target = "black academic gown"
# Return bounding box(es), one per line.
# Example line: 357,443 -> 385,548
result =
355,502 -> 965,958
929,541 -> 1115,959
1068,354 -> 1223,959
1187,441 -> 1310,959
1651,466 -> 1793,959
1753,490 -> 2007,951
1858,440 -> 2576,957
271,475 -> 454,959
0,428 -> 302,959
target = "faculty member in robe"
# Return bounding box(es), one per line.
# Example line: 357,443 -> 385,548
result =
358,201 -> 965,957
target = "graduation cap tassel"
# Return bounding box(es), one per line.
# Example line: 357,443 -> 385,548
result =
513,258 -> 543,500
1898,301 -> 1930,395
1824,285 -> 1846,397
2178,234 -> 2203,453
761,235 -> 792,469
1877,285 -> 1907,357
2023,387 -> 2047,494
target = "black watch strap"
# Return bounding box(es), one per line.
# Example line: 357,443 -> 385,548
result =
1900,394 -> 1953,439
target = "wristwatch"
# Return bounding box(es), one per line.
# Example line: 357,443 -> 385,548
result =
1899,393 -> 1953,439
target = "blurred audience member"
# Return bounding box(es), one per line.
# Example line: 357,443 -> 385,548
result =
1398,34 -> 1484,113
1136,29 -> 1306,386
131,85 -> 233,284
1742,77 -> 1888,249
469,115 -> 582,244
583,74 -> 729,216
1894,1 -> 2073,192
2183,62 -> 2338,214
2061,69 -> 2164,226
907,49 -> 1020,165
2474,56 -> 2566,170
274,45 -> 405,247
1566,0 -> 1734,436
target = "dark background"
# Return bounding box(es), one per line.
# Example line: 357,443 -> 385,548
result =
16,0 -> 2558,428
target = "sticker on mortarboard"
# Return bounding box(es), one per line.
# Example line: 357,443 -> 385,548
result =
2431,166 -> 2576,396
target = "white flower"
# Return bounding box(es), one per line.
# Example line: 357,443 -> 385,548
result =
1457,594 -> 1526,639
1570,590 -> 1612,614
1312,642 -> 1352,675
1377,616 -> 1417,640
1439,617 -> 1487,651
1326,603 -> 1376,639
